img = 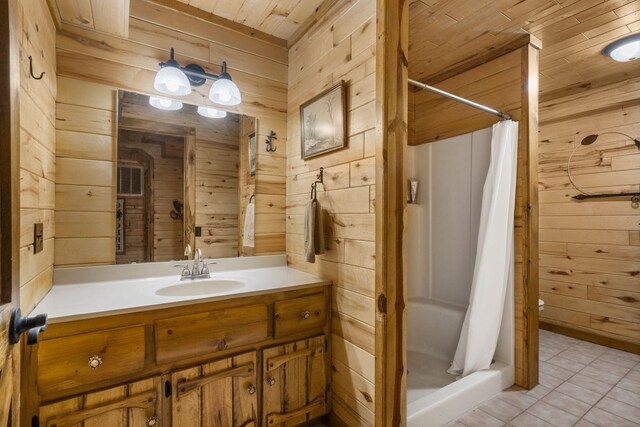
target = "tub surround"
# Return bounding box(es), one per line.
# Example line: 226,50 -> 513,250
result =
32,255 -> 330,323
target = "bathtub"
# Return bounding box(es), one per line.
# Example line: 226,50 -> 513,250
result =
407,297 -> 514,427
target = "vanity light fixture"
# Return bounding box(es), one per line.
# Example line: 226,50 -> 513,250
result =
149,96 -> 183,111
197,106 -> 227,119
156,48 -> 242,106
602,33 -> 640,62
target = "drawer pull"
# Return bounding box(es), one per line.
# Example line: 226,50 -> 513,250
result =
266,377 -> 276,386
247,384 -> 256,395
88,355 -> 103,369
146,416 -> 158,427
300,311 -> 311,319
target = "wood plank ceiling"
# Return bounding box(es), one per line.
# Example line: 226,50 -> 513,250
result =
173,0 -> 325,40
409,0 -> 640,99
50,0 -> 131,37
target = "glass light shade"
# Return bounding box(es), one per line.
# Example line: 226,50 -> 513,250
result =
149,96 -> 183,111
197,106 -> 227,118
603,34 -> 640,62
154,66 -> 192,95
209,78 -> 242,106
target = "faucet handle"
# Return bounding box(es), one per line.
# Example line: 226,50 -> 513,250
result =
200,262 -> 216,276
184,244 -> 192,259
173,264 -> 191,278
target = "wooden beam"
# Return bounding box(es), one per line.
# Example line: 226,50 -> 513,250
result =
515,42 -> 540,389
375,0 -> 409,425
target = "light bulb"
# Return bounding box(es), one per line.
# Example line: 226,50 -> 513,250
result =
219,90 -> 232,102
603,34 -> 640,62
209,78 -> 242,106
197,106 -> 227,118
149,96 -> 183,111
154,66 -> 191,96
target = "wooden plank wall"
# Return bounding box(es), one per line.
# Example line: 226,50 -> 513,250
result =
409,46 -> 541,387
54,0 -> 287,266
285,0 -> 377,425
18,0 -> 57,313
538,79 -> 640,348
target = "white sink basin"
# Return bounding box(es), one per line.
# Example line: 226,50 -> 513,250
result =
156,279 -> 244,297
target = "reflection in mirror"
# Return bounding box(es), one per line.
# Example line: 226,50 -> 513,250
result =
116,91 -> 256,263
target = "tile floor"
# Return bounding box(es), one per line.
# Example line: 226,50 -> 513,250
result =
446,329 -> 640,427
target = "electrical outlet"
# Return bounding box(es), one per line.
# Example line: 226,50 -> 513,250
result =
195,226 -> 202,237
34,223 -> 44,254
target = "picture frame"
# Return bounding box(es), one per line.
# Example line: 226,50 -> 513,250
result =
300,80 -> 347,160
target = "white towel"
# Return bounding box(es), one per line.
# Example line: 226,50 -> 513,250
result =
243,201 -> 255,248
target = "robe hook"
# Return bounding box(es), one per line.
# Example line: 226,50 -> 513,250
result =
265,131 -> 277,152
28,56 -> 45,80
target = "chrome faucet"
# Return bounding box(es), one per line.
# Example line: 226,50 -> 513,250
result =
174,246 -> 213,280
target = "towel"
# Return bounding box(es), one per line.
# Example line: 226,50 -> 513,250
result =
304,199 -> 325,263
243,201 -> 255,248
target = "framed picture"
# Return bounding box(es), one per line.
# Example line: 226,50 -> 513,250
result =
300,81 -> 347,159
248,132 -> 256,176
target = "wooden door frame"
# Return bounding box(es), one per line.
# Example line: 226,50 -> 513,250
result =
0,0 -> 22,423
374,1 -> 540,424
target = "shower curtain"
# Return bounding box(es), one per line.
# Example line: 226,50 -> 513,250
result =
448,120 -> 519,378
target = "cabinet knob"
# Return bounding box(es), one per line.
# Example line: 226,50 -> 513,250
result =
146,416 -> 158,427
247,384 -> 256,395
267,377 -> 276,386
300,310 -> 311,320
88,355 -> 103,369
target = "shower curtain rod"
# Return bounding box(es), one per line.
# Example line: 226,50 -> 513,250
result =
408,78 -> 512,121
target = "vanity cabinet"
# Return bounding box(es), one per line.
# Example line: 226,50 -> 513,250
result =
39,376 -> 161,427
27,286 -> 331,427
170,351 -> 258,426
262,336 -> 327,426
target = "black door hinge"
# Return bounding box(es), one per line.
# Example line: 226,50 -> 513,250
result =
165,380 -> 172,398
32,415 -> 39,427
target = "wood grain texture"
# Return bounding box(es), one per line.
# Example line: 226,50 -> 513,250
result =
408,0 -> 640,100
54,0 -> 287,265
50,0 -> 130,37
18,0 -> 57,313
538,76 -> 640,349
285,0 -> 377,424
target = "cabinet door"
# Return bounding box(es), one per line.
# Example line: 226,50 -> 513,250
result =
39,376 -> 161,427
262,335 -> 327,426
171,351 -> 258,427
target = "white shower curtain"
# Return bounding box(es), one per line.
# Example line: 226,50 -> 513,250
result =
448,120 -> 519,378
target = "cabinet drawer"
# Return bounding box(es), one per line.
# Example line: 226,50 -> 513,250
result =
38,325 -> 146,396
155,304 -> 268,364
274,293 -> 326,338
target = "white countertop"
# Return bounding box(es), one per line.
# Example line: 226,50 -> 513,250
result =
31,255 -> 330,324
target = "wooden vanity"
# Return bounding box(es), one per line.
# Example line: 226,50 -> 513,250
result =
24,285 -> 331,427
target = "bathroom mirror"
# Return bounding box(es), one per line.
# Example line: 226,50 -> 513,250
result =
116,91 -> 256,263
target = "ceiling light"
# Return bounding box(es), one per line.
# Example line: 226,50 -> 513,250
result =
149,96 -> 183,110
154,49 -> 191,96
156,49 -> 242,107
602,34 -> 640,62
197,106 -> 227,118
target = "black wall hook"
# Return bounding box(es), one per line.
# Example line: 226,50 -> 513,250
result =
265,131 -> 277,152
29,56 -> 45,80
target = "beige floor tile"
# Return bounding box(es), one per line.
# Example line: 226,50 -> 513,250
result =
456,409 -> 504,427
542,390 -> 591,417
444,422 -> 466,427
508,412 -> 554,427
596,397 -> 640,424
588,358 -> 632,377
619,377 -> 640,395
555,381 -> 604,406
546,355 -> 586,373
538,372 -> 564,389
540,362 -> 575,381
556,349 -> 598,366
606,386 -> 640,410
526,401 -> 579,427
497,389 -> 538,411
603,348 -> 640,364
573,419 -> 599,427
580,365 -> 625,385
479,396 -> 523,423
582,407 -> 640,427
567,373 -> 614,395
625,368 -> 640,383
524,384 -> 553,400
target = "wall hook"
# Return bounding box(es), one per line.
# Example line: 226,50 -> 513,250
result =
265,131 -> 277,152
28,56 -> 45,80
310,167 -> 324,200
